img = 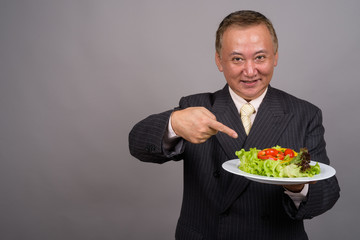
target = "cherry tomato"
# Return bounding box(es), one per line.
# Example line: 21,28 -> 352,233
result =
257,150 -> 268,160
276,151 -> 284,160
284,148 -> 295,158
265,148 -> 278,157
257,149 -> 284,160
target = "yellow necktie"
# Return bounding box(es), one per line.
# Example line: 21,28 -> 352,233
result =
240,103 -> 255,135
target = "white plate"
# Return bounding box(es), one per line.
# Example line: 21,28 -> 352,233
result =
222,159 -> 336,185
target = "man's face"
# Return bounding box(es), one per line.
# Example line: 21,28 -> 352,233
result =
215,24 -> 278,101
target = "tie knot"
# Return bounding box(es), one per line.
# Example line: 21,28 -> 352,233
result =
240,103 -> 255,117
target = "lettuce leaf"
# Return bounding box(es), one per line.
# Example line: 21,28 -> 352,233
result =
235,147 -> 320,178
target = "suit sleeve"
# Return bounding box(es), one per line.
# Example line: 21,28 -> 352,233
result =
283,108 -> 340,219
128,109 -> 185,163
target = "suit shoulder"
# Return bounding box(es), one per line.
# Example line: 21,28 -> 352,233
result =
270,87 -> 321,113
179,88 -> 223,107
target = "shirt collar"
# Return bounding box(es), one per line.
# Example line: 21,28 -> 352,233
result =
228,86 -> 268,114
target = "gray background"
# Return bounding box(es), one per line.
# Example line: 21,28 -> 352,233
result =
0,0 -> 359,239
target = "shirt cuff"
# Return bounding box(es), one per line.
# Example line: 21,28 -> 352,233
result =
167,114 -> 179,139
162,115 -> 182,155
284,184 -> 309,209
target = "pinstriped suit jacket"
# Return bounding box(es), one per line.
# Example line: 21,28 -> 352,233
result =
129,85 -> 340,240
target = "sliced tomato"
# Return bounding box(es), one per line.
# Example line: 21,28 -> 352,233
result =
284,148 -> 295,158
275,151 -> 284,160
257,147 -> 297,161
257,150 -> 268,160
258,149 -> 284,160
265,148 -> 278,157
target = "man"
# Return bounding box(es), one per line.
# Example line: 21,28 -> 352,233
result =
129,10 -> 340,239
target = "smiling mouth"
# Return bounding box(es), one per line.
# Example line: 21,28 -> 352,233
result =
241,79 -> 259,84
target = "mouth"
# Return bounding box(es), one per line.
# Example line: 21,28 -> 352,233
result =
240,79 -> 260,86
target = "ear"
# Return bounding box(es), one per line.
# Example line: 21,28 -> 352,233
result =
273,51 -> 279,67
215,52 -> 224,72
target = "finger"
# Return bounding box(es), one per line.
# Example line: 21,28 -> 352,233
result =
199,108 -> 217,120
208,119 -> 238,138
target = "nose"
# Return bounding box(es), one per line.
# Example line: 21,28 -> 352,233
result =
243,61 -> 257,77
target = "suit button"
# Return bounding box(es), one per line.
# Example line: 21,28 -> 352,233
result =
213,170 -> 220,178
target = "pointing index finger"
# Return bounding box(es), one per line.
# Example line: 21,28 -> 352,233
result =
208,119 -> 238,139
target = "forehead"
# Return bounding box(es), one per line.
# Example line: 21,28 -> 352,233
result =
223,24 -> 272,41
221,24 -> 275,53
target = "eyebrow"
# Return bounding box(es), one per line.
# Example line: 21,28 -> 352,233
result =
229,50 -> 269,56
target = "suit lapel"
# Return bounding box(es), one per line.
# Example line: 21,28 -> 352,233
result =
212,86 -> 246,160
212,86 -> 250,213
212,86 -> 294,213
245,87 -> 294,149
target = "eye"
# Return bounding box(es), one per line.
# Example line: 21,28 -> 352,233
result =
232,57 -> 244,63
255,55 -> 266,62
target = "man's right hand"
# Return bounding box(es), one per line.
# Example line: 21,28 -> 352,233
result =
171,107 -> 238,144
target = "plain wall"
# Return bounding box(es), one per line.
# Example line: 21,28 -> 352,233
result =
1,0 -> 359,239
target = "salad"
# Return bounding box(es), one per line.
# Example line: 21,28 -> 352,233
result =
235,146 -> 321,178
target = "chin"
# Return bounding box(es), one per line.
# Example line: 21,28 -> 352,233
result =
241,91 -> 260,99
